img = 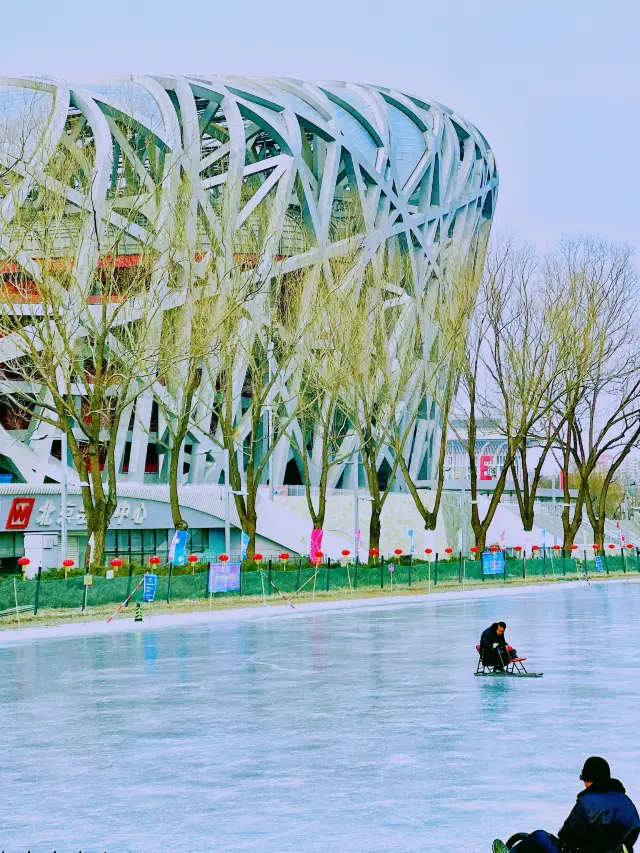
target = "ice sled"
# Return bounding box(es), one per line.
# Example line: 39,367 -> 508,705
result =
475,645 -> 543,678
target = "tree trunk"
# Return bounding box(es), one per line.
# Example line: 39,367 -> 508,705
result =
593,517 -> 605,549
90,522 -> 107,570
471,523 -> 487,555
244,508 -> 257,559
168,440 -> 188,530
369,505 -> 381,559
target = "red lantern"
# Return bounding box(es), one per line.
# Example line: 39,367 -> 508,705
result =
341,549 -> 350,557
280,552 -> 290,561
110,558 -> 123,568
149,555 -> 161,565
593,544 -> 600,550
470,546 -> 479,553
369,548 -> 379,558
62,559 -> 74,568
187,554 -> 199,563
490,546 -> 499,553
608,544 -> 615,550
393,548 -> 402,556
253,553 -> 263,562
314,551 -> 323,562
219,554 -> 229,562
514,546 -> 522,553
17,557 -> 29,566
627,544 -> 634,550
444,547 -> 453,554
532,545 -> 540,551
571,544 -> 578,551
553,545 -> 561,551
425,548 -> 433,555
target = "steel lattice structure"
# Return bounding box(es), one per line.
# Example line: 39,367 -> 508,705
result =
0,75 -> 497,491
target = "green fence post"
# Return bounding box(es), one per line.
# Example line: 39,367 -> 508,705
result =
82,571 -> 89,613
326,558 -> 331,592
542,548 -> 546,577
563,549 -> 566,576
523,553 -> 526,580
636,547 -> 640,573
166,562 -> 174,604
435,553 -> 438,585
354,556 -> 359,588
603,550 -> 609,575
239,562 -> 243,595
296,557 -> 301,592
408,558 -> 412,587
269,558 -> 273,594
458,552 -> 462,584
621,546 -> 626,573
504,553 -> 507,583
380,558 -> 384,589
33,567 -> 42,616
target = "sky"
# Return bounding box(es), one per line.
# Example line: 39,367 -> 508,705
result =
2,0 -> 639,253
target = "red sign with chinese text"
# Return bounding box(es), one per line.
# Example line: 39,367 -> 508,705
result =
5,497 -> 35,530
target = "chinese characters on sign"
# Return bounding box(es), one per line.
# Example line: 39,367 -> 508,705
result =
36,500 -> 87,527
5,498 -> 149,529
113,501 -> 148,525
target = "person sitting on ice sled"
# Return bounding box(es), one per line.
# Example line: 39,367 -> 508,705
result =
480,621 -> 517,671
493,756 -> 640,853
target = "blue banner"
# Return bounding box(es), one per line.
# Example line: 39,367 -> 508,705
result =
208,562 -> 241,593
168,529 -> 188,565
482,551 -> 505,575
241,531 -> 250,560
595,556 -> 604,573
143,573 -> 158,602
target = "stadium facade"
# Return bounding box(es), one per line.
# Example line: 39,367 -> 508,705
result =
0,75 -> 497,568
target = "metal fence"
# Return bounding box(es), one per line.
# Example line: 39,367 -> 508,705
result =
0,550 -> 638,619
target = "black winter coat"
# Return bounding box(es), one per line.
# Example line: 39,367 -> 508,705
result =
558,778 -> 640,853
480,626 -> 507,659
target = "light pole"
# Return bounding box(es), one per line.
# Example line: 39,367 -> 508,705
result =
347,453 -> 372,559
30,431 -> 69,564
267,339 -> 274,501
60,430 -> 68,563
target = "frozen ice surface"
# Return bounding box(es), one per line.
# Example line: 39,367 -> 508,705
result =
1,581 -> 639,853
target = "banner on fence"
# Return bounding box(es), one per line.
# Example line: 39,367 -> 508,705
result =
595,556 -> 604,573
168,529 -> 188,565
143,573 -> 158,602
482,551 -> 505,575
310,528 -> 323,561
208,562 -> 241,593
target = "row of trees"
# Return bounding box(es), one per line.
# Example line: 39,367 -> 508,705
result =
0,100 -> 636,564
452,235 -> 639,552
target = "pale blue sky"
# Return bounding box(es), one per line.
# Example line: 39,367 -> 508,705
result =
3,0 -> 638,251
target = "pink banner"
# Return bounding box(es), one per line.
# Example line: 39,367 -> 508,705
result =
310,528 -> 323,561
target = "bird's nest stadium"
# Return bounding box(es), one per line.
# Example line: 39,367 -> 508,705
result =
0,75 -> 497,567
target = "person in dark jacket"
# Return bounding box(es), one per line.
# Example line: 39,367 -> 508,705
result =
492,756 -> 640,853
480,622 -> 515,670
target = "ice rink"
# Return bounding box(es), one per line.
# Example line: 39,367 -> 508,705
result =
1,581 -> 639,852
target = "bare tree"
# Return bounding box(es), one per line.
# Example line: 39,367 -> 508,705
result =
545,238 -> 639,548
0,101 -> 176,567
389,252 -> 482,535
451,239 -> 571,552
